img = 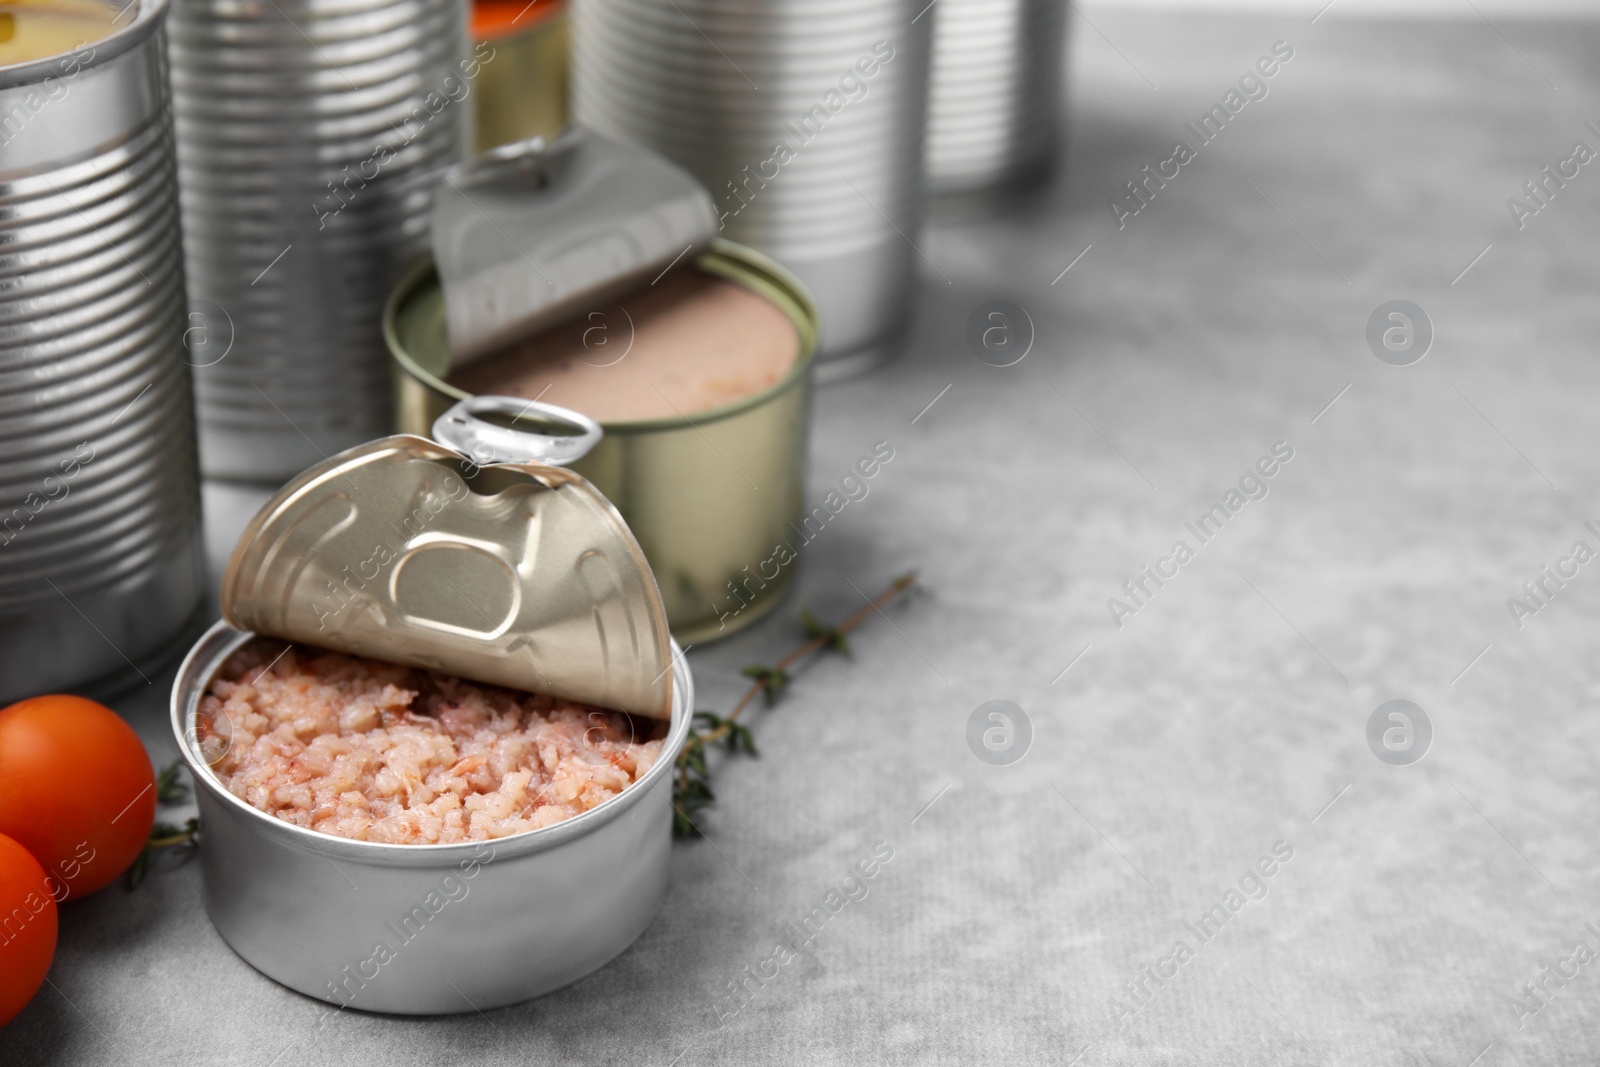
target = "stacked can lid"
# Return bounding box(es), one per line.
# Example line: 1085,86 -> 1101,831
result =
168,0 -> 472,480
570,0 -> 932,381
0,0 -> 205,701
925,0 -> 1065,198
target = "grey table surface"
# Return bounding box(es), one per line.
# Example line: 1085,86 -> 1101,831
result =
9,7 -> 1600,1066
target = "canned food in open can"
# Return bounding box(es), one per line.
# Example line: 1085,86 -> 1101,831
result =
387,239 -> 819,644
173,416 -> 692,1013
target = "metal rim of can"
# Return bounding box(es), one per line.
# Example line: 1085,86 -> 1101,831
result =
382,237 -> 821,436
0,0 -> 172,88
169,619 -> 695,864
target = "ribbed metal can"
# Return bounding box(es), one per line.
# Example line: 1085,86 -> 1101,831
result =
0,0 -> 205,704
168,0 -> 474,480
569,0 -> 932,382
924,0 -> 1066,201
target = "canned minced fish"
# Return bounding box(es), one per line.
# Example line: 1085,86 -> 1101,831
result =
172,406 -> 692,1013
388,132 -> 820,643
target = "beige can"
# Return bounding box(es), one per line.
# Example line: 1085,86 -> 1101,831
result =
469,0 -> 568,151
385,240 -> 818,643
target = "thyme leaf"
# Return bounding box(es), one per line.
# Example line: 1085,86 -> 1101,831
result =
800,609 -> 851,655
739,665 -> 791,707
129,761 -> 199,890
671,571 -> 917,837
155,758 -> 189,804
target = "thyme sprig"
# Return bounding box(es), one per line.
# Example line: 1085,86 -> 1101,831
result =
672,571 -> 917,837
127,760 -> 200,890
740,665 -> 791,707
800,608 -> 851,654
155,759 -> 189,804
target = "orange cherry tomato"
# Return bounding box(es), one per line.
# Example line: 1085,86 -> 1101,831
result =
0,831 -> 57,1026
0,695 -> 156,899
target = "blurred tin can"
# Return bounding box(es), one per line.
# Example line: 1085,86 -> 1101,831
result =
469,0 -> 567,150
0,0 -> 206,704
167,0 -> 475,481
924,0 -> 1065,203
386,240 -> 818,643
172,416 -> 691,1012
568,0 -> 932,382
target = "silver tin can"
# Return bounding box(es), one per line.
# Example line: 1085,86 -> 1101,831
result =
0,0 -> 206,704
924,0 -> 1065,202
167,0 -> 474,480
172,620 -> 692,1013
569,0 -> 932,382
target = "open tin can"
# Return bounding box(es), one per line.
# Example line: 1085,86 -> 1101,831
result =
386,132 -> 820,643
171,401 -> 692,1014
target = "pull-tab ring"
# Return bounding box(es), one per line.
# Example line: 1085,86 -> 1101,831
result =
432,395 -> 602,468
444,135 -> 549,191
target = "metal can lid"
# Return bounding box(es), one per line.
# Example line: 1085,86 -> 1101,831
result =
431,126 -> 719,371
219,401 -> 674,719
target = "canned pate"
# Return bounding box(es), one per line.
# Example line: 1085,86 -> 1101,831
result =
387,132 -> 820,643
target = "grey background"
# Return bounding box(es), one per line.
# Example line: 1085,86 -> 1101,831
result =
8,8 -> 1600,1065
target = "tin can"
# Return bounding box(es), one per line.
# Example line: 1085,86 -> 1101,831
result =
387,241 -> 818,643
568,0 -> 932,382
173,414 -> 691,1013
924,0 -> 1066,203
0,0 -> 206,704
469,0 -> 567,150
173,622 -> 691,1014
167,0 -> 474,481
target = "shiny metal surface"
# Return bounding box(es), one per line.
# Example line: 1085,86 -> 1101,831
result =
568,0 -> 931,380
0,0 -> 206,704
167,0 -> 473,480
172,619 -> 693,1014
432,129 -> 718,368
387,241 -> 818,643
221,434 -> 674,719
924,0 -> 1065,200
